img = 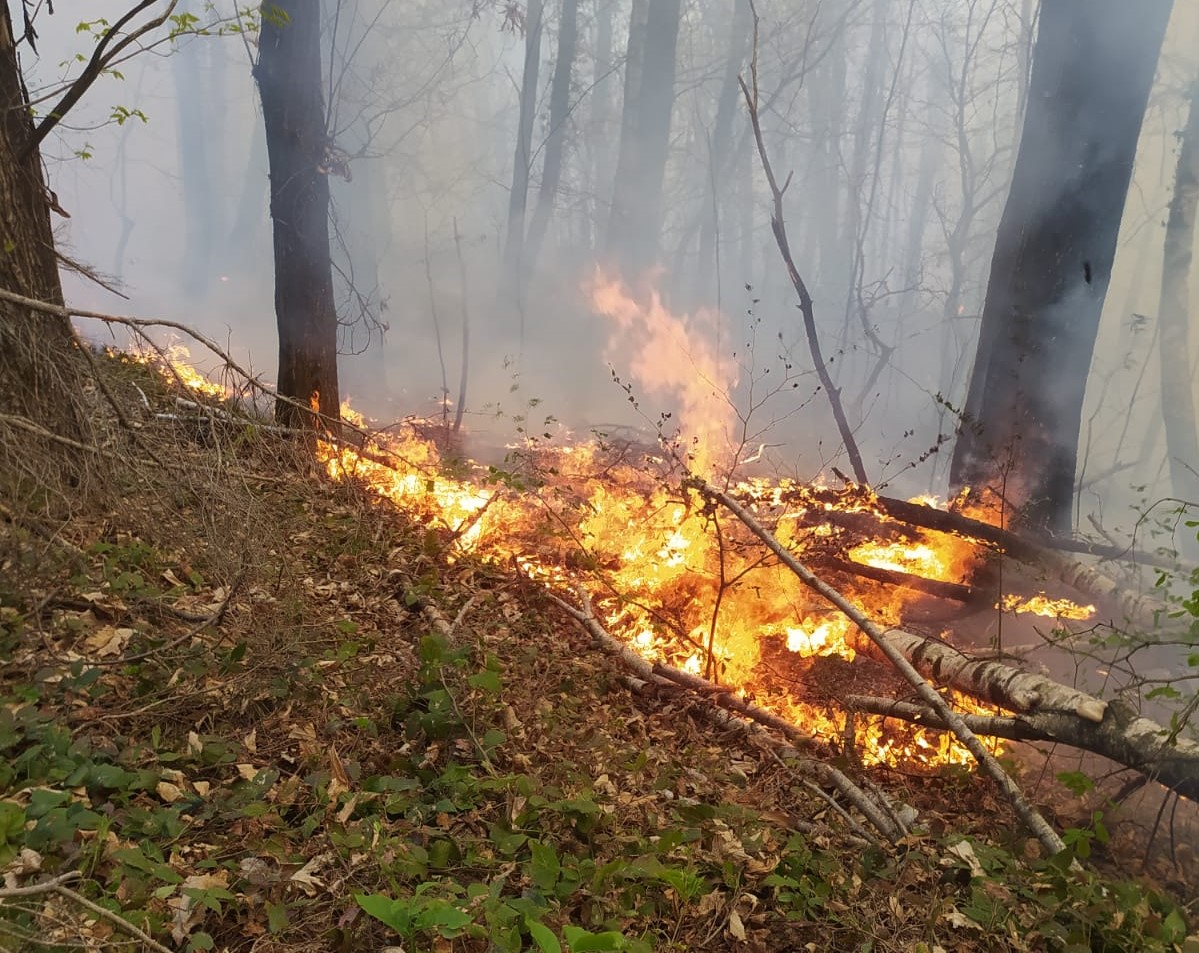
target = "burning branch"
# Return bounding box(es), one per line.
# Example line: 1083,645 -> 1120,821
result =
694,476 -> 1199,809
739,8 -> 868,485
687,475 -> 1068,855
548,588 -> 909,842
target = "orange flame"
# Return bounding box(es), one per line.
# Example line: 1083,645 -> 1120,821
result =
588,270 -> 737,472
144,287 -> 1101,772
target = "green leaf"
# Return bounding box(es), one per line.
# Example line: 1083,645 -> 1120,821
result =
355,893 -> 414,935
526,918 -> 562,953
418,900 -> 472,936
468,669 -> 501,693
1161,908 -> 1186,944
528,840 -> 561,891
562,925 -> 628,951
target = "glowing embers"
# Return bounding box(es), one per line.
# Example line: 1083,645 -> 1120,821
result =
1002,593 -> 1096,620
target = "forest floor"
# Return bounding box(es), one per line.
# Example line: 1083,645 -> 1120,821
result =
0,355 -> 1195,953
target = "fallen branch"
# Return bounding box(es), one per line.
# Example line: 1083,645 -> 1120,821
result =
845,695 -> 1048,743
688,476 -> 1068,855
547,588 -> 907,842
817,555 -> 982,603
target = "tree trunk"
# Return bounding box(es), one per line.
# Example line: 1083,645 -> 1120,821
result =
1156,83 -> 1199,503
255,0 -> 341,429
0,5 -> 90,478
604,0 -> 682,272
504,0 -> 545,283
694,0 -> 752,301
588,0 -> 616,253
948,0 -> 1172,532
525,0 -> 580,275
173,29 -> 217,300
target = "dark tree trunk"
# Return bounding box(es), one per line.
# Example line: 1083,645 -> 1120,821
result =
948,0 -> 1172,532
255,0 -> 341,429
525,0 -> 579,275
504,0 -> 545,282
0,5 -> 90,474
1157,83 -> 1199,502
604,0 -> 682,272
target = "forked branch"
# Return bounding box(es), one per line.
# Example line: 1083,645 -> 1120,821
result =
739,3 -> 868,484
687,475 -> 1067,855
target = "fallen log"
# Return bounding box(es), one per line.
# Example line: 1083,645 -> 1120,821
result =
771,483 -> 1184,571
844,693 -> 1199,804
699,478 -> 1199,807
815,555 -> 983,604
690,476 -> 1069,855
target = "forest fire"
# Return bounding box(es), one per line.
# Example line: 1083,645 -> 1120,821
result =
146,278 -> 1098,772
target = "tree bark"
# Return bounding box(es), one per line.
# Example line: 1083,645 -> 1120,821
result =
525,0 -> 580,275
949,0 -> 1172,532
504,0 -> 545,282
0,4 -> 91,478
604,0 -> 683,272
255,0 -> 341,429
694,0 -> 752,301
1156,83 -> 1199,503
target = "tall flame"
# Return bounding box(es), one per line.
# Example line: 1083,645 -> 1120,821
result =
588,270 -> 737,472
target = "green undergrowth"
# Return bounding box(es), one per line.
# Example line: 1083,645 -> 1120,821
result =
0,362 -> 1193,951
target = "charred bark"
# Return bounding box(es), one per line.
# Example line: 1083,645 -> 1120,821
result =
949,0 -> 1172,532
255,0 -> 341,429
0,4 -> 91,483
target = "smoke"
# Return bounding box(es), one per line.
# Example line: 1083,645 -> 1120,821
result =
15,0 -> 1199,520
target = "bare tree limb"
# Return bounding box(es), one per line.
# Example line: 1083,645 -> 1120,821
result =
22,1 -> 180,160
687,475 -> 1067,855
739,3 -> 868,485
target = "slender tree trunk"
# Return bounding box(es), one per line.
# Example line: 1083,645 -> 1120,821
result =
605,0 -> 683,272
0,5 -> 90,474
695,0 -> 752,300
949,0 -> 1172,532
255,0 -> 341,428
589,0 -> 616,252
173,30 -> 216,300
1157,83 -> 1199,502
504,0 -> 545,281
525,0 -> 580,274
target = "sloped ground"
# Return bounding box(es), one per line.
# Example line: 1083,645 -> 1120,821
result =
0,358 -> 1193,952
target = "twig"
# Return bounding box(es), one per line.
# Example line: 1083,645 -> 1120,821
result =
55,882 -> 175,953
0,871 -> 82,898
688,476 -> 1068,857
738,5 -> 868,485
84,574 -> 243,667
452,216 -> 471,434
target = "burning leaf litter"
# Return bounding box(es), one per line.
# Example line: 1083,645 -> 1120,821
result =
141,281 -> 1096,772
